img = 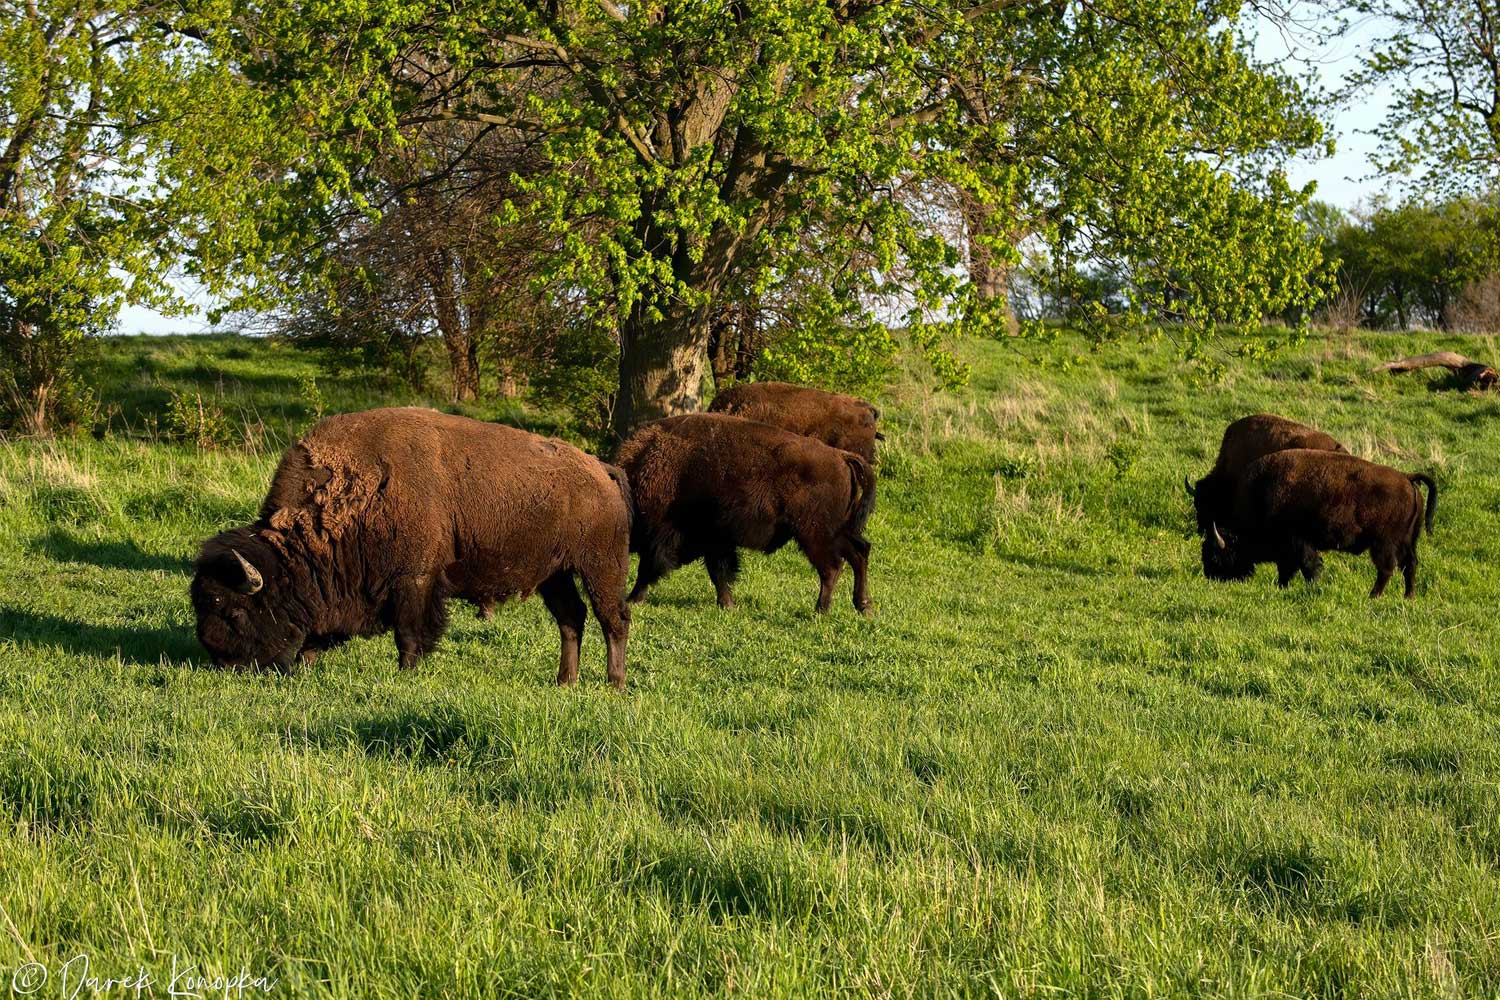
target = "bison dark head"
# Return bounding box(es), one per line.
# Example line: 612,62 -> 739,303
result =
190,528 -> 306,670
1200,521 -> 1255,582
1185,473 -> 1232,535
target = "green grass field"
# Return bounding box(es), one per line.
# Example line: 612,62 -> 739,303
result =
2,330 -> 1498,998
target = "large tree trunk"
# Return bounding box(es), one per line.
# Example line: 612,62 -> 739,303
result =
961,191 -> 1020,335
614,301 -> 712,439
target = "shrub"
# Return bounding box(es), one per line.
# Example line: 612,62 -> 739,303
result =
164,389 -> 234,449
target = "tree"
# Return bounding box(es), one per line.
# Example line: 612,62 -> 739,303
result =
1342,0 -> 1500,197
274,116 -> 577,402
1324,197 -> 1493,329
202,1 -> 1327,435
0,1 -> 276,432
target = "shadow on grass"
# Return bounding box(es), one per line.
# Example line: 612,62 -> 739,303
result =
339,708 -> 475,762
28,529 -> 190,574
0,607 -> 205,667
995,552 -> 1110,578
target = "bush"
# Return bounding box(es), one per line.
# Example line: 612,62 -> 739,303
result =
164,389 -> 234,449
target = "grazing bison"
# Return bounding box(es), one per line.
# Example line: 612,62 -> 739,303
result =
708,381 -> 882,462
191,407 -> 633,686
617,412 -> 876,612
1201,449 -> 1437,598
1186,413 -> 1345,535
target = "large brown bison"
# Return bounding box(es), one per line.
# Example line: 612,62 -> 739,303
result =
708,381 -> 882,462
617,412 -> 876,613
191,408 -> 633,686
1202,449 -> 1437,598
1186,413 -> 1345,535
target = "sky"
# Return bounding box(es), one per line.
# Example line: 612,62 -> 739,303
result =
113,13 -> 1397,336
1253,12 -> 1395,211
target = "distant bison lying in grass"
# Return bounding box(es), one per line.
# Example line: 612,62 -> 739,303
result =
191,407 -> 634,686
709,381 -> 882,462
617,412 -> 876,613
1186,413 -> 1345,535
1202,449 -> 1437,598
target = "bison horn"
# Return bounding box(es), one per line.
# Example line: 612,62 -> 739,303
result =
232,549 -> 264,595
1210,522 -> 1226,550
1183,476 -> 1196,498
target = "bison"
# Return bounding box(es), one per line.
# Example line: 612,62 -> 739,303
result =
708,381 -> 882,462
1201,449 -> 1437,598
617,412 -> 876,613
1186,413 -> 1345,535
191,407 -> 634,686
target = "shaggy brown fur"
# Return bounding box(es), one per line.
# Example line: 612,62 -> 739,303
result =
1202,449 -> 1437,598
617,412 -> 876,612
708,381 -> 882,462
1188,414 -> 1345,535
191,407 -> 633,686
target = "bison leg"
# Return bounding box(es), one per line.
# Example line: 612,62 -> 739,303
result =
1369,544 -> 1399,599
627,543 -> 676,605
580,566 -> 631,690
705,548 -> 740,609
1274,557 -> 1299,589
540,571 -> 588,686
842,536 -> 873,614
1403,552 -> 1419,599
1301,548 -> 1324,583
392,574 -> 450,670
797,537 -> 845,613
1275,538 -> 1317,588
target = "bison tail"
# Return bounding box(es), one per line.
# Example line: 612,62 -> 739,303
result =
842,452 -> 877,537
1409,473 -> 1438,535
605,464 -> 634,532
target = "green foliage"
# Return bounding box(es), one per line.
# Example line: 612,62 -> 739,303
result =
511,321 -> 622,446
3,330 -> 1499,996
0,2 -> 294,432
204,0 -> 1331,420
163,388 -> 233,449
1319,196 -> 1500,329
297,373 -> 326,423
755,317 -> 902,399
1342,0 -> 1500,195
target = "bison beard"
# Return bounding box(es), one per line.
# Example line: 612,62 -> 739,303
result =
1201,449 -> 1437,599
191,407 -> 634,686
708,381 -> 882,463
617,412 -> 876,613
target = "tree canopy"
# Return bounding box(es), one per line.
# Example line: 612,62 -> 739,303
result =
1,0 -> 1337,433
0,0 -> 284,430
1342,0 -> 1500,197
190,0 -> 1329,434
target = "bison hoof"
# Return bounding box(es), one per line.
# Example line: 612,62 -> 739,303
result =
717,595 -> 736,609
856,602 -> 874,617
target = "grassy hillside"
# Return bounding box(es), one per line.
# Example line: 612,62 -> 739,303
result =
1,330 -> 1497,998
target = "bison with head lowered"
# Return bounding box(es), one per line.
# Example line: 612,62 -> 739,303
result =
191,407 -> 634,686
1202,449 -> 1437,598
1186,413 -> 1345,536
